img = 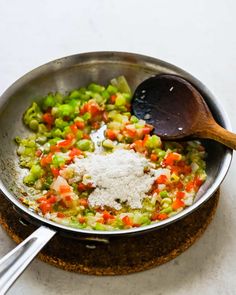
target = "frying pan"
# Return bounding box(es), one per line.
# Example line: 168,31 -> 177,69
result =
0,52 -> 232,293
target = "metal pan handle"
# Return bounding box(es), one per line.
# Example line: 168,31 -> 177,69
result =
0,225 -> 56,294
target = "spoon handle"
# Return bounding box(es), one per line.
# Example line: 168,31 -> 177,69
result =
196,121 -> 236,150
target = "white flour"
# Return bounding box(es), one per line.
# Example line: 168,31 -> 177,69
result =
68,149 -> 159,210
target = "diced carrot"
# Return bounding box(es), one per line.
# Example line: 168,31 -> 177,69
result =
77,183 -> 87,192
70,124 -> 78,134
103,211 -> 115,221
155,174 -> 168,185
163,152 -> 181,166
75,121 -> 85,130
51,167 -> 60,177
176,181 -> 184,190
79,217 -> 86,223
36,197 -> 47,203
92,121 -> 100,129
57,139 -> 73,148
40,153 -> 53,166
82,133 -> 90,139
59,185 -> 71,194
102,111 -> 109,123
69,148 -> 82,158
57,212 -> 65,218
131,140 -> 145,153
35,149 -> 42,157
172,199 -> 185,210
65,195 -> 72,202
65,133 -> 75,140
48,195 -> 57,203
142,126 -> 152,135
122,216 -> 133,226
78,198 -> 88,207
150,153 -> 158,162
106,129 -> 117,140
110,94 -> 117,104
42,113 -> 54,126
176,191 -> 185,199
124,125 -> 137,138
39,202 -> 52,214
50,145 -> 61,152
158,213 -> 168,220
186,181 -> 195,192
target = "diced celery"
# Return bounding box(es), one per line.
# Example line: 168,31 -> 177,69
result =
57,104 -> 74,117
54,118 -> 69,130
130,115 -> 139,123
42,94 -> 56,110
76,139 -> 94,151
160,207 -> 173,214
111,76 -> 131,94
23,102 -> 42,128
144,135 -> 161,149
160,190 -> 169,198
88,83 -> 105,93
115,94 -> 126,106
107,84 -> 118,94
69,90 -> 80,99
51,128 -> 63,138
94,222 -> 106,230
52,155 -> 66,167
102,139 -> 114,149
82,112 -> 91,121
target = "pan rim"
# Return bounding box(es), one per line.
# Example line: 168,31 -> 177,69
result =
0,51 -> 233,236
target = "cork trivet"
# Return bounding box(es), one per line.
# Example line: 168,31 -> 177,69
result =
0,191 -> 219,275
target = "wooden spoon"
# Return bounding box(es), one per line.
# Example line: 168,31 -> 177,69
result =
132,74 -> 236,149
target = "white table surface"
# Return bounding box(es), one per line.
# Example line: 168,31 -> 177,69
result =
0,0 -> 236,294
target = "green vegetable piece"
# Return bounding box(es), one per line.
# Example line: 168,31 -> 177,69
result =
31,164 -> 44,178
107,84 -> 118,94
52,155 -> 66,167
69,90 -> 80,99
157,150 -> 166,158
160,190 -> 169,198
42,94 -> 56,110
76,130 -> 83,140
130,115 -> 139,123
111,76 -> 131,94
139,215 -> 151,225
58,104 -> 74,117
54,118 -> 69,130
82,112 -> 91,121
115,94 -> 126,106
93,93 -> 104,104
101,90 -> 110,101
76,139 -> 94,151
102,139 -> 114,149
88,83 -> 105,93
94,222 -> 106,231
54,92 -> 63,104
160,206 -> 173,214
29,119 -> 39,131
23,102 -> 42,129
145,135 -> 161,149
24,164 -> 44,185
51,128 -> 63,138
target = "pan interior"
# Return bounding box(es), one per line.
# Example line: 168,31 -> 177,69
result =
0,52 -> 230,234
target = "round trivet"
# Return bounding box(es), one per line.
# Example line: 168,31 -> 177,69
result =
0,191 -> 219,275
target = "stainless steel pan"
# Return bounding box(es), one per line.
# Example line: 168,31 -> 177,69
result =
0,52 -> 232,293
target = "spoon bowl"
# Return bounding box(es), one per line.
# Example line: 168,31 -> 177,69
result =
132,74 -> 236,149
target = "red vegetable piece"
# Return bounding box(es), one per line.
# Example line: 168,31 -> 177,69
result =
122,216 -> 133,226
172,199 -> 185,210
155,174 -> 168,185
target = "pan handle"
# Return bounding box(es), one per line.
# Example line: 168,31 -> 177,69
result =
0,225 -> 56,294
